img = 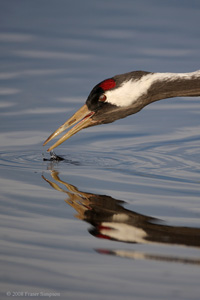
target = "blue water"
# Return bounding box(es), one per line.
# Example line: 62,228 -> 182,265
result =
1,1 -> 200,299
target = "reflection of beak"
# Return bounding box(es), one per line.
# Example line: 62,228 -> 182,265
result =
43,104 -> 95,151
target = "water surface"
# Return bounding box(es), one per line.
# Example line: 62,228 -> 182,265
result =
1,1 -> 200,299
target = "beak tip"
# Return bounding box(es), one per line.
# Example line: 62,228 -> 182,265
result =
43,104 -> 94,151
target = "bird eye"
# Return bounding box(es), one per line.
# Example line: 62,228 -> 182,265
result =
99,94 -> 107,102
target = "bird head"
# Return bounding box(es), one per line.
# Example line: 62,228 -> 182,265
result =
43,71 -> 149,151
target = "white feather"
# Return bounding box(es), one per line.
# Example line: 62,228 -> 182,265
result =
101,222 -> 147,243
105,70 -> 200,107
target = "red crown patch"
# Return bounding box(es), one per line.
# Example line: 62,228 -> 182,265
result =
99,79 -> 116,91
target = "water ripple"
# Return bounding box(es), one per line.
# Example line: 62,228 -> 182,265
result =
0,137 -> 199,185
0,150 -> 43,170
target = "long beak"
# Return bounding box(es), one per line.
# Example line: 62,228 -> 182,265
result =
43,104 -> 95,152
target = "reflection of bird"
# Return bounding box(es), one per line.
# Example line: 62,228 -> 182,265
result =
42,171 -> 200,249
44,70 -> 200,151
43,171 -> 200,264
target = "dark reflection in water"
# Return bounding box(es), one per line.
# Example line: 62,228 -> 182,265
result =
42,171 -> 200,265
43,151 -> 80,165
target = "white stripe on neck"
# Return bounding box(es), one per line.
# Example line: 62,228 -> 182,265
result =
105,70 -> 200,107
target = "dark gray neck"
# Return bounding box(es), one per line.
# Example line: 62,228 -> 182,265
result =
94,70 -> 200,125
145,71 -> 200,105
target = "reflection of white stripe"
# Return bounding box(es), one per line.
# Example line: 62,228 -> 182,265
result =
105,71 -> 200,107
109,250 -> 200,265
112,213 -> 129,222
114,250 -> 146,260
101,222 -> 147,243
